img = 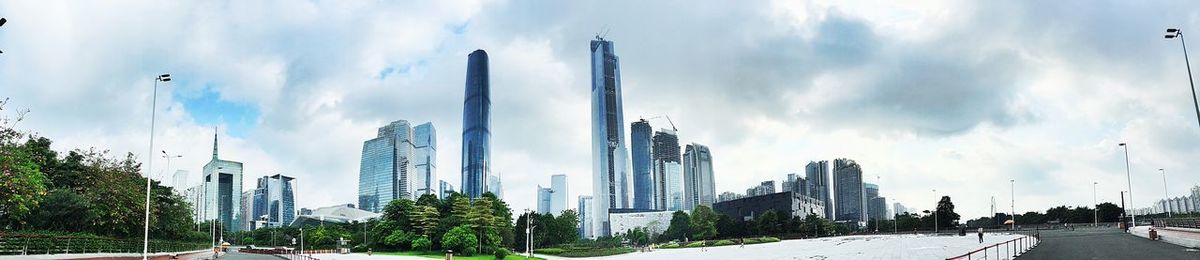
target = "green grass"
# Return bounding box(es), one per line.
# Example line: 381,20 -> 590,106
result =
534,247 -> 636,257
374,251 -> 543,260
658,236 -> 782,249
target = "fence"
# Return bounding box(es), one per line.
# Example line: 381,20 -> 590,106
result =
241,247 -> 338,260
1155,218 -> 1200,229
946,232 -> 1040,260
0,232 -> 209,255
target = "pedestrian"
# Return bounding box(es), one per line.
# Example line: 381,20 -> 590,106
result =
977,228 -> 984,243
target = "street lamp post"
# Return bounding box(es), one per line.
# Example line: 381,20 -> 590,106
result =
1160,169 -> 1171,218
142,74 -> 170,260
1093,182 -> 1099,226
932,189 -> 938,234
1010,180 -> 1015,230
1165,28 -> 1200,130
1119,143 -> 1136,227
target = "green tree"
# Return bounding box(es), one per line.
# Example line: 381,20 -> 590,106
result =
689,206 -> 719,240
28,189 -> 92,231
385,229 -> 415,249
935,196 -> 960,229
410,204 -> 440,237
663,210 -> 691,241
625,227 -> 650,246
412,236 -> 432,251
756,210 -> 781,235
1097,202 -> 1122,222
442,225 -> 479,255
383,199 -> 416,233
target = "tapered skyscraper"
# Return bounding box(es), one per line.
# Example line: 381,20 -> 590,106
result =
630,119 -> 653,210
591,37 -> 631,237
462,49 -> 492,199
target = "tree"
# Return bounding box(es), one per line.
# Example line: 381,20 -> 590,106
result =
625,227 -> 650,246
383,198 -> 416,233
28,189 -> 92,231
0,143 -> 45,228
1097,202 -> 1122,222
690,206 -> 719,240
663,210 -> 691,241
409,205 -> 440,237
551,210 -> 580,245
443,225 -> 479,255
468,196 -> 500,253
756,210 -> 781,235
935,196 -> 960,228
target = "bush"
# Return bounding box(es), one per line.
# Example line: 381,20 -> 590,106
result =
557,247 -> 636,257
441,225 -> 478,256
533,248 -> 565,255
494,248 -> 511,259
685,241 -> 706,247
384,230 -> 414,249
412,237 -> 432,252
712,240 -> 735,246
660,243 -> 680,249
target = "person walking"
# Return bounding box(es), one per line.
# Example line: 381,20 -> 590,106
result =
977,228 -> 984,243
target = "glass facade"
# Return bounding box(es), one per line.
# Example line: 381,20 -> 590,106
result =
414,123 -> 437,197
652,130 -> 680,210
833,158 -> 864,222
462,49 -> 492,199
203,132 -> 244,232
358,120 -> 418,213
590,37 -> 631,237
806,160 -> 832,219
251,174 -> 296,228
630,120 -> 652,210
682,143 -> 714,211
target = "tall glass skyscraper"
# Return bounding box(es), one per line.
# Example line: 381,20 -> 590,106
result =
833,158 -> 864,222
413,123 -> 437,197
682,143 -> 715,210
590,37 -> 632,237
651,129 -> 681,210
630,119 -> 653,210
203,131 -> 244,232
251,174 -> 295,228
805,160 -> 832,219
358,120 -> 418,213
462,49 -> 492,199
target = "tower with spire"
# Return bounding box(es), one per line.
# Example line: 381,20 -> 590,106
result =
203,126 -> 246,232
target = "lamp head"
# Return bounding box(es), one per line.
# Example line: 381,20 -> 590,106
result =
1119,143 -> 1126,146
1167,28 -> 1179,33
0,18 -> 6,27
1167,34 -> 1177,39
158,74 -> 172,82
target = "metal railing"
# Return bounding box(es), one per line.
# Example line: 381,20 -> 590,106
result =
1155,218 -> 1200,229
0,232 -> 209,255
241,247 -> 328,260
946,232 -> 1040,260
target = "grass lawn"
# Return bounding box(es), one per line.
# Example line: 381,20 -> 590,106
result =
375,251 -> 544,260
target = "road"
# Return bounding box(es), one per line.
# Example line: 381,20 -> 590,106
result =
1020,227 -> 1200,259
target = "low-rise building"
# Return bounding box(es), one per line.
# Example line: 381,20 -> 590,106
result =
608,209 -> 673,237
712,191 -> 825,221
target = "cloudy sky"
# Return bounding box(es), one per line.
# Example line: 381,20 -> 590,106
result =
2,0 -> 1199,218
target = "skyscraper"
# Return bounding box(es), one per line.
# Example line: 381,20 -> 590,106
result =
413,123 -> 437,198
203,130 -> 244,232
241,190 -> 254,230
682,143 -> 715,211
537,186 -> 553,214
462,49 -> 492,199
833,158 -> 864,222
893,202 -> 908,215
185,185 -> 205,223
864,183 -> 885,221
806,161 -> 832,219
358,120 -> 420,213
439,180 -> 455,199
486,173 -> 503,197
578,195 -> 594,239
172,170 -> 189,193
630,119 -> 653,210
551,174 -> 568,215
652,130 -> 681,210
252,174 -> 296,228
782,173 -> 806,197
590,37 -> 632,237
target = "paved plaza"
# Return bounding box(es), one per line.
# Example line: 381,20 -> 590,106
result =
1020,227 -> 1200,259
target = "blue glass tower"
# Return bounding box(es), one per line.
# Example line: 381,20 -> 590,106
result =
590,37 -> 631,237
630,119 -> 653,210
462,49 -> 492,199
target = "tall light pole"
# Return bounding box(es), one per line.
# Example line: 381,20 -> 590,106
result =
0,18 -> 7,54
1160,169 -> 1171,218
1093,182 -> 1099,226
1010,180 -> 1015,230
143,74 -> 170,260
1119,143 -> 1136,227
932,189 -> 938,234
161,151 -> 182,181
875,175 -> 880,233
1165,28 -> 1200,130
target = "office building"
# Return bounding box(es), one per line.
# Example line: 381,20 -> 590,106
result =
487,173 -> 503,197
578,195 -> 594,239
870,197 -> 888,221
185,185 -> 205,223
893,202 -> 908,215
805,161 -> 832,219
203,131 -> 245,232
251,174 -> 296,228
630,119 -> 653,210
713,191 -> 826,221
833,158 -> 864,222
652,129 -> 681,210
462,49 -> 492,199
682,143 -> 715,211
747,181 -> 776,197
537,186 -> 553,214
172,170 -> 189,193
781,173 -> 806,196
717,191 -> 744,203
590,36 -> 632,237
241,190 -> 254,230
439,180 -> 455,199
413,123 -> 437,197
358,120 -> 421,213
551,174 -> 568,215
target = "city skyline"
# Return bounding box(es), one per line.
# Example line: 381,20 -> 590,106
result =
5,1 -> 1200,221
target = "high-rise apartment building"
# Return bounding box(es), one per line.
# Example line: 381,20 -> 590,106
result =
782,173 -> 806,197
462,49 -> 492,199
413,123 -> 437,197
806,161 -> 832,219
630,119 -> 653,210
682,143 -> 715,211
358,120 -> 423,213
203,131 -> 244,232
590,37 -> 632,237
747,181 -> 776,197
652,130 -> 681,210
833,158 -> 864,222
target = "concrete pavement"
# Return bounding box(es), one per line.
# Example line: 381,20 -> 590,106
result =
1019,227 -> 1200,259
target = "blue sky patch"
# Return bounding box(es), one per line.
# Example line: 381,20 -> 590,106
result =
176,84 -> 260,138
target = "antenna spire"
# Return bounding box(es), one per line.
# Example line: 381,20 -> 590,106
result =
212,126 -> 219,160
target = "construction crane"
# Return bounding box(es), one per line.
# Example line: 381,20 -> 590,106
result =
640,115 -> 677,132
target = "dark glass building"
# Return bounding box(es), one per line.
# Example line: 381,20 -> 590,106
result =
833,158 -> 864,222
630,119 -> 653,210
462,49 -> 492,199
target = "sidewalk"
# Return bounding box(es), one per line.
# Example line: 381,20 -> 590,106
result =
0,249 -> 215,260
1130,226 -> 1200,248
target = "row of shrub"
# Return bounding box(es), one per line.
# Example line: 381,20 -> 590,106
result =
0,231 -> 210,255
657,236 -> 781,249
533,247 -> 636,257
